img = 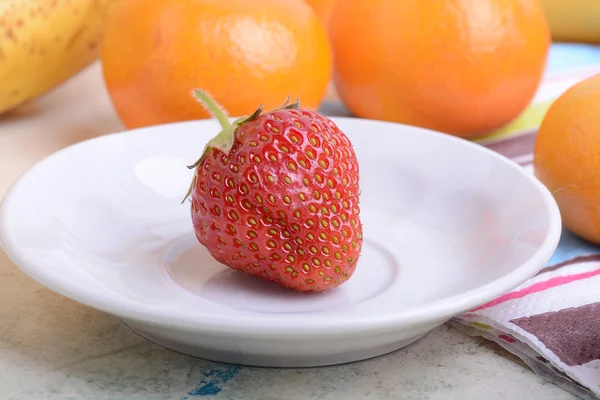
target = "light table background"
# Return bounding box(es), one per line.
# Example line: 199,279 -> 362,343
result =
0,63 -> 574,400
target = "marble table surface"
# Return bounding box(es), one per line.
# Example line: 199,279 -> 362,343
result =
0,63 -> 576,400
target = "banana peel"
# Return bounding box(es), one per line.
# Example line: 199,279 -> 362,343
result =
0,0 -> 120,115
540,0 -> 600,43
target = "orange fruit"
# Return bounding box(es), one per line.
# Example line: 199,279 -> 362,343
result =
534,73 -> 600,245
303,0 -> 337,26
101,0 -> 331,129
329,0 -> 551,138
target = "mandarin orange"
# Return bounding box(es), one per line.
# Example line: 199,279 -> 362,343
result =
534,73 -> 600,244
329,0 -> 551,138
101,0 -> 331,129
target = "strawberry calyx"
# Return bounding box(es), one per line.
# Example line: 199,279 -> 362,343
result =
186,89 -> 243,170
182,89 -> 300,203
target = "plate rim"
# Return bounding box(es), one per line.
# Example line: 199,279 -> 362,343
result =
0,117 -> 562,336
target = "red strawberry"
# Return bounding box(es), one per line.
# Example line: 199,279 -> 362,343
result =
184,90 -> 362,292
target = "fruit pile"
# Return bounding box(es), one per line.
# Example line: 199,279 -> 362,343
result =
4,0 -> 600,289
4,0 -> 597,135
0,0 -> 564,138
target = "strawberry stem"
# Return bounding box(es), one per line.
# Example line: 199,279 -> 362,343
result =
185,90 -> 239,172
182,89 -> 253,203
193,89 -> 232,132
189,89 -> 239,162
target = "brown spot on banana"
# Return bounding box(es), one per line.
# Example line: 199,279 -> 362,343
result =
5,28 -> 17,42
66,25 -> 85,49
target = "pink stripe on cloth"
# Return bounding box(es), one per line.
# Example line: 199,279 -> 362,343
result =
472,267 -> 600,311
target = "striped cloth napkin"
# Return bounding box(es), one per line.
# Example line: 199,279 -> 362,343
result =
450,43 -> 600,400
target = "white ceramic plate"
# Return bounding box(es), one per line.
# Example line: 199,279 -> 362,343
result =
0,118 -> 561,367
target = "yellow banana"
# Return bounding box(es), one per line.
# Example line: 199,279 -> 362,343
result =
540,0 -> 600,43
0,0 -> 120,114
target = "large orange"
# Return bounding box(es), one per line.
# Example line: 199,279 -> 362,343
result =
534,73 -> 600,245
101,0 -> 331,129
329,0 -> 551,138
